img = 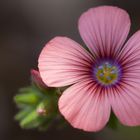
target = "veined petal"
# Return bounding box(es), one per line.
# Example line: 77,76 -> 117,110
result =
109,84 -> 140,126
78,6 -> 130,58
38,37 -> 94,87
112,31 -> 140,125
117,31 -> 140,82
59,80 -> 111,132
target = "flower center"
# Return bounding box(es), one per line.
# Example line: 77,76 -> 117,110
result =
95,62 -> 119,86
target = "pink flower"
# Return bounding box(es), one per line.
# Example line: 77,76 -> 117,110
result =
38,6 -> 140,131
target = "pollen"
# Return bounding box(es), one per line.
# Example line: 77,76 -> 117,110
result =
95,62 -> 119,86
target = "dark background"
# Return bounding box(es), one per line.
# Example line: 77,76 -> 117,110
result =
1,0 -> 140,140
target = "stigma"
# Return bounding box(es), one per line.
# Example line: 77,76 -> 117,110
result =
95,62 -> 120,86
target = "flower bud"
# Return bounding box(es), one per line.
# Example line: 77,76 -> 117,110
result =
31,69 -> 47,89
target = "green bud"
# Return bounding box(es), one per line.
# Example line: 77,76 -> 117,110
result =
14,84 -> 62,131
14,93 -> 39,105
15,107 -> 32,121
20,110 -> 45,129
36,100 -> 51,116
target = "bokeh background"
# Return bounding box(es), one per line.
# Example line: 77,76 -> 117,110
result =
1,0 -> 140,140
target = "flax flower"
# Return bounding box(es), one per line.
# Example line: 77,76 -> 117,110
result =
38,6 -> 140,131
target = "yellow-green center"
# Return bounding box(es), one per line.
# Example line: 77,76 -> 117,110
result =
96,62 -> 118,85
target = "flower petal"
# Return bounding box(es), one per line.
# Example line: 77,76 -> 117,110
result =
110,31 -> 140,126
38,37 -> 94,87
117,31 -> 140,82
109,84 -> 140,126
78,6 -> 130,58
59,80 -> 111,132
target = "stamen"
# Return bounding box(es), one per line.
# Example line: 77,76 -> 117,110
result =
95,61 -> 119,86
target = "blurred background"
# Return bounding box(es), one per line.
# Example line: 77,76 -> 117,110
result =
1,0 -> 140,140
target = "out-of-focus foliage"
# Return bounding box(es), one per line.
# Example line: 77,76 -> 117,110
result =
14,70 -> 67,131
